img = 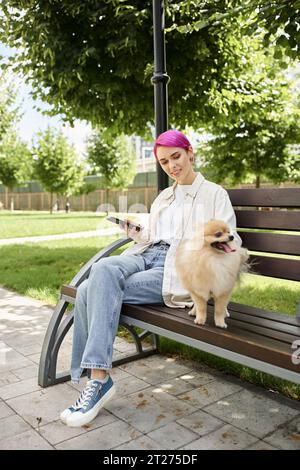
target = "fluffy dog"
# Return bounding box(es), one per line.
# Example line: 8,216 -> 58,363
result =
175,220 -> 248,329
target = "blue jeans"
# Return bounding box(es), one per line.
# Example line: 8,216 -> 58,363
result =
70,242 -> 169,383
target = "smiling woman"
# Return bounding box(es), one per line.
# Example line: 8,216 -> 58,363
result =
154,130 -> 196,185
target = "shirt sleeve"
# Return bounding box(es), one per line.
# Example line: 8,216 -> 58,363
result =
214,189 -> 242,247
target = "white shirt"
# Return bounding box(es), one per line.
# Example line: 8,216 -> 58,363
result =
154,183 -> 194,244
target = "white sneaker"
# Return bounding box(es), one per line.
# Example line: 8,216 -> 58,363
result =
62,377 -> 116,428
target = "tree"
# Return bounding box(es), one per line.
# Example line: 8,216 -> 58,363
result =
33,127 -> 85,213
0,73 -> 20,139
1,0 -> 281,135
0,132 -> 32,209
86,130 -> 136,212
199,54 -> 300,188
171,1 -> 300,60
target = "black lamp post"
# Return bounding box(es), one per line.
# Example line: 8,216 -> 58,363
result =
151,0 -> 170,193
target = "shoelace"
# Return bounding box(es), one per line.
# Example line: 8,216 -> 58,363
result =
72,382 -> 101,410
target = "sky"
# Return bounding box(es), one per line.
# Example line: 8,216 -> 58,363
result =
0,43 -> 91,156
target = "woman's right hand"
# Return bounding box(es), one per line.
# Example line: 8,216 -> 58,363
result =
121,219 -> 144,239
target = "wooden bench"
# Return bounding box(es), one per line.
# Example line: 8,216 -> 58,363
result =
38,187 -> 300,388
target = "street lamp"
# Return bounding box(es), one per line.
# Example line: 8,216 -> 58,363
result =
151,0 -> 170,193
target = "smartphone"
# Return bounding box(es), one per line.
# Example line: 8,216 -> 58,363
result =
106,216 -> 141,232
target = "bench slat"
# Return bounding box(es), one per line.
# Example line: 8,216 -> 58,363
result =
163,305 -> 299,345
218,300 -> 300,327
227,188 -> 300,207
239,232 -> 300,255
248,255 -> 300,281
236,210 -> 300,231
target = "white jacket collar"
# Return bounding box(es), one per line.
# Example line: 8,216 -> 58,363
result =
162,172 -> 205,200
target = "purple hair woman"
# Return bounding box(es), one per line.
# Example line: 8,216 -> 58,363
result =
60,129 -> 240,428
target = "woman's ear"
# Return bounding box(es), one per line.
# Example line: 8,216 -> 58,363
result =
187,146 -> 194,162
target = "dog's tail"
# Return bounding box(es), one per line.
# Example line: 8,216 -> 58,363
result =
237,248 -> 252,283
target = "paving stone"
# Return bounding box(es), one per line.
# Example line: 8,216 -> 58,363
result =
0,429 -> 53,450
0,401 -> 15,419
113,341 -> 136,353
151,370 -> 216,397
181,424 -> 257,450
0,371 -> 20,387
0,377 -> 41,400
110,367 -> 132,382
26,353 -> 42,365
115,375 -> 151,396
12,342 -> 42,356
6,383 -> 81,428
11,364 -> 38,380
177,409 -> 224,436
178,378 -> 242,408
204,389 -> 300,439
119,356 -> 193,385
56,354 -> 72,372
0,414 -> 31,440
2,333 -> 41,347
39,409 -> 116,445
105,387 -> 196,434
247,440 -> 278,450
264,414 -> 300,450
0,342 -> 35,372
55,420 -> 141,450
147,422 -> 199,449
115,435 -> 164,450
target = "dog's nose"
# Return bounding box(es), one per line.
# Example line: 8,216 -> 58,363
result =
229,235 -> 234,241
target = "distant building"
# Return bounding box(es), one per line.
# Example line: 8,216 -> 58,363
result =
132,136 -> 156,173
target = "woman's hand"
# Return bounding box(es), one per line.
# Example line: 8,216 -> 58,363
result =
121,219 -> 144,239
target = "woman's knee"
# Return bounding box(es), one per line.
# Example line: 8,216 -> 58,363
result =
76,278 -> 88,301
91,255 -> 121,273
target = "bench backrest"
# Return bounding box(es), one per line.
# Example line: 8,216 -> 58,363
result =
227,188 -> 300,282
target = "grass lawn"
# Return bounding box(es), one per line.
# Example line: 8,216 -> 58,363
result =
0,210 -> 129,239
0,235 -> 299,399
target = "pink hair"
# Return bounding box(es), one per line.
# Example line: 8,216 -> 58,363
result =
153,130 -> 192,160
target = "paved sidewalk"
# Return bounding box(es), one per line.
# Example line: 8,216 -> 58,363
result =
0,228 -> 120,246
0,286 -> 299,450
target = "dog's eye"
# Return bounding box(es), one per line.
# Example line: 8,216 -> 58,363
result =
215,232 -> 223,238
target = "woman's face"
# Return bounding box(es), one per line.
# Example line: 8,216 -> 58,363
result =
156,145 -> 194,184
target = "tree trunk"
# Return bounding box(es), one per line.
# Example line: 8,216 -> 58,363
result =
255,174 -> 260,188
50,192 -> 53,214
5,187 -> 8,210
8,187 -> 14,212
105,188 -> 109,215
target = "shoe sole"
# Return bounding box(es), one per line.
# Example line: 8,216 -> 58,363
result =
60,409 -> 72,425
66,384 -> 116,427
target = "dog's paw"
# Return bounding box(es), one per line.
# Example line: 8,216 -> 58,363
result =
215,319 -> 227,329
225,309 -> 230,318
188,306 -> 196,317
194,317 -> 206,326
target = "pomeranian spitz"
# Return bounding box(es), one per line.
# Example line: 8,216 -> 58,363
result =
175,220 -> 249,329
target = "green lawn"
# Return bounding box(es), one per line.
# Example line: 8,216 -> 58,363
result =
0,232 -> 299,400
0,210 -> 119,239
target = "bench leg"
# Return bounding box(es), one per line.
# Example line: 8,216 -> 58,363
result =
38,302 -> 160,388
113,323 -> 160,367
38,300 -> 73,388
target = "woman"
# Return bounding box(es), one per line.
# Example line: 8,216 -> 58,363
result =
60,129 -> 240,427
